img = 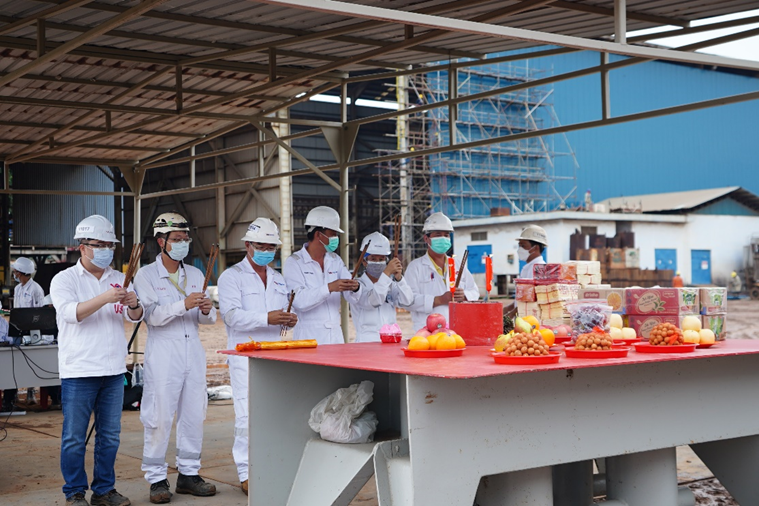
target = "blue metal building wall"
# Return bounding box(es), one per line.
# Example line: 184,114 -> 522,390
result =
501,48 -> 759,205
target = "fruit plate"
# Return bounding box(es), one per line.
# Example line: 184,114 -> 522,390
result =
554,336 -> 572,344
402,347 -> 465,358
697,342 -> 718,349
613,338 -> 643,346
565,347 -> 630,358
492,352 -> 561,365
633,343 -> 697,353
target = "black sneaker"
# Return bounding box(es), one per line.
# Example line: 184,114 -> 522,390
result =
90,489 -> 131,506
149,479 -> 172,504
175,473 -> 216,497
65,492 -> 90,505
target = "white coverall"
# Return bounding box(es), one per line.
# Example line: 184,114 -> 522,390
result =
283,244 -> 361,344
405,254 -> 479,331
132,254 -> 217,484
217,258 -> 291,482
349,272 -> 414,342
14,279 -> 44,308
519,255 -> 546,280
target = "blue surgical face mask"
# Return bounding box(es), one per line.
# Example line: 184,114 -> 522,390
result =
320,233 -> 339,253
365,261 -> 386,278
13,274 -> 20,283
168,241 -> 190,261
430,236 -> 451,255
252,250 -> 275,266
91,248 -> 114,269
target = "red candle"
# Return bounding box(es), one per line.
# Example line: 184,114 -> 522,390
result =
448,256 -> 456,294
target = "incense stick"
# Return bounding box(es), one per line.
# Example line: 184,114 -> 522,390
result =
454,249 -> 469,289
351,240 -> 371,279
280,290 -> 296,337
202,244 -> 220,292
393,215 -> 401,258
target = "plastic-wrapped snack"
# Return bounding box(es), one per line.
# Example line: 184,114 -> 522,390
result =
566,300 -> 612,341
515,280 -> 536,302
533,263 -> 561,281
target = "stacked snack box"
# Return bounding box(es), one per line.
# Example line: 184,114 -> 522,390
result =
532,264 -> 579,325
577,286 -> 625,314
625,287 -> 701,339
700,287 -> 727,340
564,261 -> 602,287
515,279 -> 540,319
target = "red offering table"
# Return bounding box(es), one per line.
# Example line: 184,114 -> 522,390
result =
221,340 -> 759,506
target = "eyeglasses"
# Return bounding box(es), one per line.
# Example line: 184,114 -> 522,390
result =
167,238 -> 192,244
83,243 -> 116,251
251,243 -> 277,252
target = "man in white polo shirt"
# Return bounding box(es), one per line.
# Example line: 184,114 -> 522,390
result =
50,215 -> 144,506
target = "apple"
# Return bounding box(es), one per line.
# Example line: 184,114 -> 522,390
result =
682,315 -> 702,332
699,329 -> 716,345
621,327 -> 637,340
609,314 -> 624,329
555,326 -> 569,337
415,327 -> 432,338
609,327 -> 622,340
683,329 -> 701,344
426,313 -> 447,333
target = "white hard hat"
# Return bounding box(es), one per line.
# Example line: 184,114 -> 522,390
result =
11,257 -> 35,275
305,206 -> 343,233
241,217 -> 282,245
153,212 -> 190,236
422,212 -> 453,233
360,232 -> 391,256
516,224 -> 548,246
74,215 -> 117,243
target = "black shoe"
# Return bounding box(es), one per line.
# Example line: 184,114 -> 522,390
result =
150,479 -> 172,504
90,489 -> 131,506
175,473 -> 216,497
66,492 -> 90,506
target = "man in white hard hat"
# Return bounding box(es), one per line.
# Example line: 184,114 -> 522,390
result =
283,206 -> 360,344
516,224 -> 548,279
11,257 -> 44,308
132,212 -> 217,503
349,232 -> 413,342
217,217 -> 297,495
50,215 -> 143,506
2,256 -> 46,412
405,212 -> 479,331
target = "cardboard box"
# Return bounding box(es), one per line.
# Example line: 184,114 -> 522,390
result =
565,260 -> 600,276
700,288 -> 728,315
609,248 -> 626,269
702,314 -> 727,340
629,314 -> 700,339
625,288 -> 699,315
624,248 -> 640,269
578,287 -> 625,313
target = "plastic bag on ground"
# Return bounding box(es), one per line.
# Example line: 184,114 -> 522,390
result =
308,380 -> 378,444
207,385 -> 233,400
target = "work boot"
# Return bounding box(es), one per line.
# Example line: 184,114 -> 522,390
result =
65,492 -> 90,506
241,479 -> 248,496
175,473 -> 216,497
149,479 -> 172,504
90,489 -> 131,506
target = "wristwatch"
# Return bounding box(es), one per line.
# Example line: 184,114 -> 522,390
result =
128,299 -> 141,310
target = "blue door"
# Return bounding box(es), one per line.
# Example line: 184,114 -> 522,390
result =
466,244 -> 492,274
655,249 -> 677,273
691,250 -> 711,285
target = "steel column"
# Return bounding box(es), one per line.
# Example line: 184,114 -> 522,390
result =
275,109 -> 293,263
601,53 -> 610,120
131,191 -> 141,364
614,0 -> 627,44
606,448 -> 683,506
448,63 -> 458,146
339,81 -> 350,343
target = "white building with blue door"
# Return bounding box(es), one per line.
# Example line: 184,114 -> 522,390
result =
452,187 -> 759,288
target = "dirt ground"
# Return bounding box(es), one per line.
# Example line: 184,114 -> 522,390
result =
117,298 -> 757,505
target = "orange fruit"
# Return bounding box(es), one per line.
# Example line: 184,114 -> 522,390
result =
408,336 -> 430,351
436,334 -> 457,350
453,334 -> 466,349
538,328 -> 555,347
523,315 -> 540,329
427,332 -> 445,349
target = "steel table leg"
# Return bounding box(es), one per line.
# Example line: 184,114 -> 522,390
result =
606,448 -> 680,506
553,460 -> 594,506
475,466 -> 554,506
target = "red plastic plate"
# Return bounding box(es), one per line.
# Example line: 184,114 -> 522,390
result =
402,347 -> 465,358
565,347 -> 630,358
554,336 -> 572,344
613,338 -> 643,345
633,343 -> 697,353
697,342 -> 718,349
492,352 -> 561,365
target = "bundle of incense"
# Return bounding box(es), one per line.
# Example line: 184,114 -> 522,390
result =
202,244 -> 220,292
280,290 -> 296,338
454,249 -> 469,289
351,240 -> 371,279
235,339 -> 317,352
393,215 -> 401,258
123,243 -> 144,289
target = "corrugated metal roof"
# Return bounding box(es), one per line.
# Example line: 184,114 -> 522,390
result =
0,0 -> 757,166
597,187 -> 759,213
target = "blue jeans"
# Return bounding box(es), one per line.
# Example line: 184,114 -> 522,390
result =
61,374 -> 124,498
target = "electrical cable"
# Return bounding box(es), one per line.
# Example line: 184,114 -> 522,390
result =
0,345 -> 21,442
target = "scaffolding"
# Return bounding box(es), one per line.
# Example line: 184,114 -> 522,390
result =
378,60 -> 578,259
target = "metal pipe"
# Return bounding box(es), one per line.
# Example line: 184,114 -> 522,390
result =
615,0 -> 627,44
190,145 -> 196,187
339,80 -> 350,343
601,52 -> 610,120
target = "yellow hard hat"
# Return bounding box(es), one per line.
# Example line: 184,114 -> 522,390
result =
731,271 -> 737,278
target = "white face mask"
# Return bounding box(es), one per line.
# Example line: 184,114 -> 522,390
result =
517,246 -> 531,262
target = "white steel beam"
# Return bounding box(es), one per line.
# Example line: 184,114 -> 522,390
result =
615,0 -> 627,44
252,0 -> 759,72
